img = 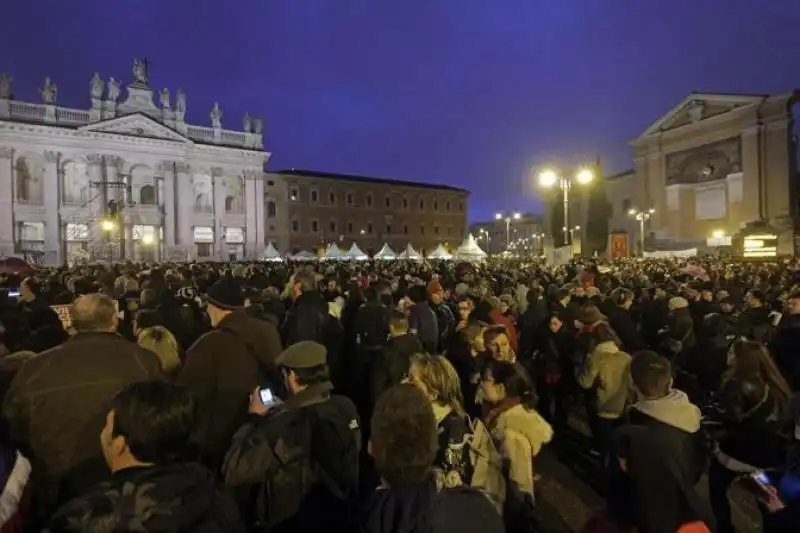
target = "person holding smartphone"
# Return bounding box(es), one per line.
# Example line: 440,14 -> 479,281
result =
223,341 -> 361,533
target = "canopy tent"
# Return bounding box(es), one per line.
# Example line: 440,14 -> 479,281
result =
428,244 -> 453,260
453,234 -> 487,261
261,242 -> 283,262
322,243 -> 345,260
397,243 -> 421,260
345,243 -> 369,261
289,250 -> 316,261
374,243 -> 397,260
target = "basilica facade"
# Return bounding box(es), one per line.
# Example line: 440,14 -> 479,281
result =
0,59 -> 269,265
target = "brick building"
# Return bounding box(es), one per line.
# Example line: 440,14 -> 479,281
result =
263,169 -> 469,255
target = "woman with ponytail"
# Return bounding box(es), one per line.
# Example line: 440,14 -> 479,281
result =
481,360 -> 553,499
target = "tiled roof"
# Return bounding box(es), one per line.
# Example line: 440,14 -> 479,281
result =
270,169 -> 470,194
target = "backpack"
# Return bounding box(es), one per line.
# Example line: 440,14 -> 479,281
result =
433,413 -> 507,515
246,400 -> 359,530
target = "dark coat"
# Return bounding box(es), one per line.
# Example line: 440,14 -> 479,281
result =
223,383 -> 360,533
371,334 -> 423,405
281,291 -> 329,347
608,306 -> 646,354
178,310 -> 283,466
2,332 -> 165,517
45,463 -> 243,533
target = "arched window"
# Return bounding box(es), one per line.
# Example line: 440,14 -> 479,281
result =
139,185 -> 156,205
225,195 -> 235,212
15,158 -> 31,202
266,200 -> 276,218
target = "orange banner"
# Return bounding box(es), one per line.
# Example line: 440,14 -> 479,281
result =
609,233 -> 629,259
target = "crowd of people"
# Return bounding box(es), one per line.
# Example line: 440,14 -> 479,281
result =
0,256 -> 799,533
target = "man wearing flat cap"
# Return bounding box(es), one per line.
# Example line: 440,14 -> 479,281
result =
177,279 -> 283,467
223,341 -> 360,532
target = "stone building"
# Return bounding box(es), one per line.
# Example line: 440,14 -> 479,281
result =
0,59 -> 268,265
263,169 -> 469,255
627,91 -> 799,253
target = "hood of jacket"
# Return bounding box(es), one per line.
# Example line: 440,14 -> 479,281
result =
493,404 -> 554,456
632,389 -> 702,433
47,463 -> 240,532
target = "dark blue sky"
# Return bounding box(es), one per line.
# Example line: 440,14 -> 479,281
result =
2,1 -> 799,221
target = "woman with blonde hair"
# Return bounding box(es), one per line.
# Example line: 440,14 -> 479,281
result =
710,340 -> 793,533
406,353 -> 505,511
137,326 -> 181,377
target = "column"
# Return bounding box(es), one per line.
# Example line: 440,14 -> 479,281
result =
43,151 -> 61,265
175,162 -> 193,249
212,167 -> 225,258
244,169 -> 265,259
0,147 -> 14,256
160,161 -> 176,249
86,154 -> 104,251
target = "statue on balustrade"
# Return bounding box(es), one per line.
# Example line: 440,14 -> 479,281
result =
210,102 -> 223,127
132,58 -> 149,85
40,77 -> 57,104
107,77 -> 121,101
253,117 -> 264,134
242,113 -> 252,133
175,89 -> 186,114
90,72 -> 104,100
0,73 -> 13,99
160,88 -> 170,108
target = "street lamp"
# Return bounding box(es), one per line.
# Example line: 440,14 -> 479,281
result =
495,212 -> 521,251
537,166 -> 594,245
100,219 -> 116,232
628,207 -> 655,256
478,228 -> 491,251
140,234 -> 154,245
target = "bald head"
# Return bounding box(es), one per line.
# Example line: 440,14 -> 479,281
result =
72,293 -> 118,333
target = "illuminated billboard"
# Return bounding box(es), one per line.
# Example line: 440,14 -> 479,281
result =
742,233 -> 778,258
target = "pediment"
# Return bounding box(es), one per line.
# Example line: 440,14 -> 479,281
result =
637,93 -> 765,139
78,114 -> 191,143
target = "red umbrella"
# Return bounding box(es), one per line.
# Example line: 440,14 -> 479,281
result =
0,257 -> 34,275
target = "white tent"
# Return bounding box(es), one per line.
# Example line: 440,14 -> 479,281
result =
428,244 -> 453,260
261,242 -> 283,262
322,243 -> 345,260
290,250 -> 316,261
374,243 -> 397,260
345,243 -> 369,261
398,243 -> 421,260
453,234 -> 487,261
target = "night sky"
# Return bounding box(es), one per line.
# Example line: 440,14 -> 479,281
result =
2,1 -> 799,221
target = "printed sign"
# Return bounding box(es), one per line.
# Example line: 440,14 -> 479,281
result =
609,233 -> 629,259
51,305 -> 73,330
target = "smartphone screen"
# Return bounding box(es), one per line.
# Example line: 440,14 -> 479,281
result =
259,387 -> 275,406
7,290 -> 19,299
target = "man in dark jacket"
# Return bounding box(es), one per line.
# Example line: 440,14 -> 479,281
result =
45,381 -> 243,533
428,280 -> 456,353
223,341 -> 360,533
371,311 -> 423,406
178,280 -> 283,467
281,270 -> 329,346
407,285 -> 438,353
613,351 -> 714,533
3,293 -> 165,523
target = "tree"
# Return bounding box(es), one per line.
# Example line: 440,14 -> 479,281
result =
585,159 -> 612,255
548,199 -> 566,247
